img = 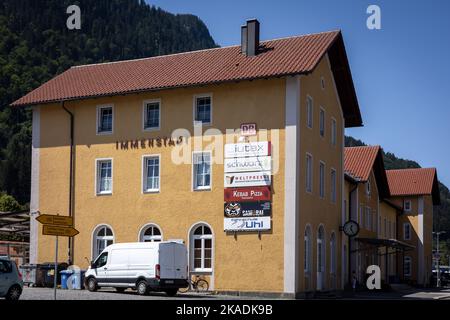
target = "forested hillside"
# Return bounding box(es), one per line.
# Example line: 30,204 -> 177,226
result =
0,0 -> 217,204
345,136 -> 450,255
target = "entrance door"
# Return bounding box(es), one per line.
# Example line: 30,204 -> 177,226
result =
317,226 -> 325,290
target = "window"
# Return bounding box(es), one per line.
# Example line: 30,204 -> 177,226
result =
143,155 -> 160,192
304,226 -> 312,275
366,180 -> 371,196
140,225 -> 162,242
0,260 -> 12,273
320,77 -> 325,90
93,252 -> 108,268
330,169 -> 337,203
194,95 -> 212,124
359,206 -> 364,225
97,105 -> 113,134
306,154 -> 313,193
319,107 -> 325,137
191,225 -> 213,272
143,100 -> 160,130
306,96 -> 313,129
317,226 -> 325,274
331,118 -> 337,146
404,223 -> 411,240
404,200 -> 412,212
93,226 -> 114,259
193,152 -> 211,190
319,162 -> 325,199
366,207 -> 371,230
96,159 -> 112,195
404,256 -> 412,277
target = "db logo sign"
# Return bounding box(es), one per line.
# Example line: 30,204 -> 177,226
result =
240,123 -> 257,136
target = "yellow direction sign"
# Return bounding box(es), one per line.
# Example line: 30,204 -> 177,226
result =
36,214 -> 73,226
42,225 -> 79,237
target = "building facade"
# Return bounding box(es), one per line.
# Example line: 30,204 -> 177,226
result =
13,21 -> 363,296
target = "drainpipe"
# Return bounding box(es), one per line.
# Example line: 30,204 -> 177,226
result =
348,184 -> 358,287
62,102 -> 74,265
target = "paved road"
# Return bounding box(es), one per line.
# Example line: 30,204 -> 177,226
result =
19,287 -> 254,300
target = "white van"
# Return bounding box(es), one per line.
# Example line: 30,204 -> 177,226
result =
84,241 -> 188,296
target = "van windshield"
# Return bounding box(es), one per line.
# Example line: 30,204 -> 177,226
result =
93,252 -> 108,268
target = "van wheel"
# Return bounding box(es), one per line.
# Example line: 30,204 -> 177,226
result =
165,288 -> 178,297
136,280 -> 148,295
87,277 -> 98,292
115,287 -> 126,293
5,285 -> 21,300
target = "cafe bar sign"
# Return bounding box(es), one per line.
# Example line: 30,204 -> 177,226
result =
224,141 -> 270,158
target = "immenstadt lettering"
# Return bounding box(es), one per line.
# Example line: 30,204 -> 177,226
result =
116,136 -> 184,150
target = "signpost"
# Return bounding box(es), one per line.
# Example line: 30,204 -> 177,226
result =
36,213 -> 79,300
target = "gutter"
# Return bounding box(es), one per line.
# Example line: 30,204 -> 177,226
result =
62,102 -> 75,265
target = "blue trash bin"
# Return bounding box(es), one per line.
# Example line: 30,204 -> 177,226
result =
60,270 -> 73,289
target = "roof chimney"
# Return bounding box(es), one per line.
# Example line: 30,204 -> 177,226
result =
241,19 -> 260,57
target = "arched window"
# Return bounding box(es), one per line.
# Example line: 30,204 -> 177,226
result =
139,224 -> 162,242
93,225 -> 114,259
191,224 -> 213,272
317,225 -> 325,290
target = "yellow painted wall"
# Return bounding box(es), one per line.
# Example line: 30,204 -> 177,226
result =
36,78 -> 286,293
298,55 -> 344,291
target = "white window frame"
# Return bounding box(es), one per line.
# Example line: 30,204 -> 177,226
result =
193,93 -> 213,126
404,256 -> 412,277
403,223 -> 411,240
304,225 -> 312,275
319,161 -> 325,199
142,99 -> 161,131
330,168 -> 337,203
96,104 -> 114,135
319,107 -> 325,138
95,158 -> 113,195
306,95 -> 313,129
139,223 -> 163,242
331,117 -> 337,146
404,200 -> 412,212
306,153 -> 313,194
192,151 -> 212,191
92,224 -> 114,259
190,224 -> 213,272
142,154 -> 161,193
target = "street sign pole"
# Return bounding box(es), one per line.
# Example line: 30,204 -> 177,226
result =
54,235 -> 58,300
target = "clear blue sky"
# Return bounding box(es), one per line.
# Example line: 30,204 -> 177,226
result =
148,0 -> 450,187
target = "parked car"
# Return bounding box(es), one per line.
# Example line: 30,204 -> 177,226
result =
431,266 -> 450,286
0,257 -> 24,300
84,241 -> 188,296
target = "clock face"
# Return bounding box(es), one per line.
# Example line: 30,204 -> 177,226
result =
343,220 -> 359,237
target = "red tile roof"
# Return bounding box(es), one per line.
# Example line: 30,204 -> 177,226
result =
386,168 -> 440,204
11,30 -> 362,127
344,146 -> 390,198
344,146 -> 381,181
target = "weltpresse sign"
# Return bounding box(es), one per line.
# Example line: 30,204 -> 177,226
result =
224,141 -> 270,158
224,186 -> 271,202
224,156 -> 272,173
224,171 -> 271,187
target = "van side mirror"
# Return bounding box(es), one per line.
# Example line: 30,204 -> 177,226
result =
90,261 -> 95,269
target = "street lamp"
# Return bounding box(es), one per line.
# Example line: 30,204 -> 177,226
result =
433,231 -> 446,288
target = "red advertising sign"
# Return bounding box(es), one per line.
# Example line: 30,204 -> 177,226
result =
224,187 -> 271,202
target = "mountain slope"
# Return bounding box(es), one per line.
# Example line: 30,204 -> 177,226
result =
0,0 -> 217,203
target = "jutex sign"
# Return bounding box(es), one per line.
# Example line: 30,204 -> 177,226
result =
224,156 -> 271,173
224,141 -> 270,158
